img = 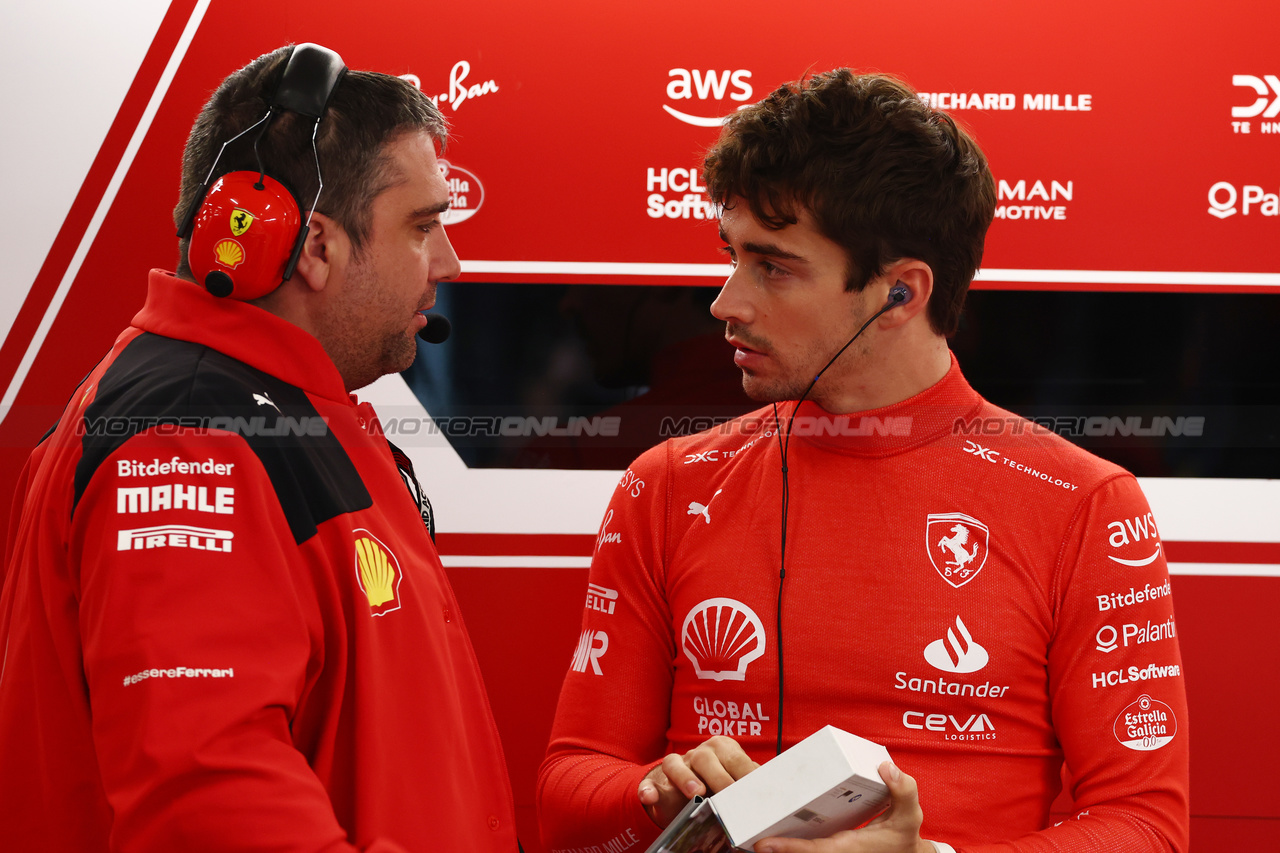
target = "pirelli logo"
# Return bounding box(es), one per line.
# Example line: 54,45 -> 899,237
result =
353,528 -> 403,616
117,525 -> 233,552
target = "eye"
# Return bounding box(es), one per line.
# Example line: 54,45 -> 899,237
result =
718,245 -> 737,267
755,258 -> 795,280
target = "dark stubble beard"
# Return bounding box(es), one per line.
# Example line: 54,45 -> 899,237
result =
319,256 -> 419,392
729,322 -> 823,404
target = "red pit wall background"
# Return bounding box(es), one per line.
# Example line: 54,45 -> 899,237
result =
2,1 -> 1278,850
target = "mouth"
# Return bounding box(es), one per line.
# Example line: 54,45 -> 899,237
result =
726,333 -> 769,370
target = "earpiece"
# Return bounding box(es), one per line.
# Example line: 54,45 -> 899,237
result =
888,281 -> 912,306
186,172 -> 303,300
179,43 -> 346,300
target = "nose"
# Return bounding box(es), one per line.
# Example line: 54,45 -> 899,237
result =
433,226 -> 463,283
710,266 -> 753,324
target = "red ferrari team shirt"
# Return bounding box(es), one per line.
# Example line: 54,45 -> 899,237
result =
539,357 -> 1188,853
0,271 -> 517,852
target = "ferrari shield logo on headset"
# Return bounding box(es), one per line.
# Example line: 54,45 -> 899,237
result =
229,208 -> 255,237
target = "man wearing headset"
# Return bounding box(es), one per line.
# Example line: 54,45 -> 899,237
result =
539,70 -> 1188,853
0,45 -> 517,851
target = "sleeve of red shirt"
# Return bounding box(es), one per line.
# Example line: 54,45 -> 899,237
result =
949,475 -> 1189,853
73,428 -> 382,852
537,443 -> 678,852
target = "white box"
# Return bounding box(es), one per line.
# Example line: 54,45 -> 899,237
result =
709,725 -> 892,851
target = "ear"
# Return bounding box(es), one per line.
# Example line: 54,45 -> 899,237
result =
877,260 -> 934,330
290,212 -> 350,294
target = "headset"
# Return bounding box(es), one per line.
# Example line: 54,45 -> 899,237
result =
771,280 -> 912,754
176,43 -> 347,300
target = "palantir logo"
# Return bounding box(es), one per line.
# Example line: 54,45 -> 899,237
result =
1208,181 -> 1279,218
663,68 -> 754,127
681,598 -> 766,681
924,616 -> 989,673
1208,182 -> 1238,218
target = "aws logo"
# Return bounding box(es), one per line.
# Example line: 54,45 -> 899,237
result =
354,529 -> 403,616
663,68 -> 754,127
1106,513 -> 1162,567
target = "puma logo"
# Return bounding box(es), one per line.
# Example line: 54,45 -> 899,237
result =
253,392 -> 281,413
687,489 -> 723,524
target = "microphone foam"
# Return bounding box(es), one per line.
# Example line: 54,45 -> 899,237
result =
418,312 -> 452,344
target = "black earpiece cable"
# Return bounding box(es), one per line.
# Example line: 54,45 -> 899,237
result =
771,289 -> 906,755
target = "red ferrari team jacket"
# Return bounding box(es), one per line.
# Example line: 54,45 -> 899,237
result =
539,358 -> 1189,853
0,271 -> 517,852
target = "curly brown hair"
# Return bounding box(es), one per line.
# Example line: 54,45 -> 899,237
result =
703,69 -> 996,336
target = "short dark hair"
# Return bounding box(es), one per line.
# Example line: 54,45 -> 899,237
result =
703,69 -> 996,336
174,45 -> 447,277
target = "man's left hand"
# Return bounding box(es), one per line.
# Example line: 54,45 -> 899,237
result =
754,761 -> 933,853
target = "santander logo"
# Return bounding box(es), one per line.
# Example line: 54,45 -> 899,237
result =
663,68 -> 754,127
923,616 -> 990,674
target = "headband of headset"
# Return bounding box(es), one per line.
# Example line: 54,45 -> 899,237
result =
180,43 -> 347,300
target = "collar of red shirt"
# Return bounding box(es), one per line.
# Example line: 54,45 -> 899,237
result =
131,269 -> 350,404
786,353 -> 984,457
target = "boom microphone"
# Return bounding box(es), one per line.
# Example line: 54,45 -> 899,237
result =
418,312 -> 452,344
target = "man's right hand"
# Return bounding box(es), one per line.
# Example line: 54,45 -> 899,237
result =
636,735 -> 760,827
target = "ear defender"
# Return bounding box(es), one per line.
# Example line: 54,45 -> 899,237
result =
176,43 -> 346,300
186,172 -> 303,300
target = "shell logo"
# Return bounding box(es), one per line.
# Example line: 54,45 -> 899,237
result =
213,238 -> 245,269
681,597 -> 766,681
353,528 -> 403,616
